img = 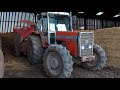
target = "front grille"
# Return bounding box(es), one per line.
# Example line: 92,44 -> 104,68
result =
78,32 -> 94,57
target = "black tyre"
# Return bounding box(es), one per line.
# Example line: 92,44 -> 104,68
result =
81,44 -> 107,71
14,33 -> 21,57
43,45 -> 74,78
0,49 -> 4,78
27,35 -> 44,64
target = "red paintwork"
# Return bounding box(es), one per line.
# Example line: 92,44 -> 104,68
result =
13,20 -> 80,58
13,20 -> 36,40
13,20 -> 38,54
20,20 -> 36,26
56,31 -> 79,57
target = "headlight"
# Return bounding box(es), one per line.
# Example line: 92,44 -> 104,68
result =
81,46 -> 85,49
89,45 -> 92,49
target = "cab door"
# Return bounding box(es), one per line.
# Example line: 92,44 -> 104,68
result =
47,13 -> 56,44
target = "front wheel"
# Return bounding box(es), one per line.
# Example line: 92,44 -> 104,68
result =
81,44 -> 107,71
43,45 -> 74,78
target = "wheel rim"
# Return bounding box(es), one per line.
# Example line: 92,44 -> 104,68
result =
85,52 -> 100,67
46,52 -> 63,77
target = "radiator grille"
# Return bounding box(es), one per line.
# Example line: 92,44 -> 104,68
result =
79,32 -> 94,57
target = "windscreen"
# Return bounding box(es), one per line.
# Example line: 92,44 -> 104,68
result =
49,14 -> 70,31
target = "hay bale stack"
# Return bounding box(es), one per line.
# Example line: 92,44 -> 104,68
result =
0,32 -> 15,63
0,32 -> 14,55
80,27 -> 120,68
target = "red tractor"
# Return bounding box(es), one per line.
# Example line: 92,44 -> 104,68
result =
13,12 -> 107,78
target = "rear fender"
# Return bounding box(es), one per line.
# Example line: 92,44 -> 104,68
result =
15,28 -> 35,43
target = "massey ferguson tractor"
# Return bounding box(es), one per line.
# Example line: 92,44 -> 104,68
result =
13,12 -> 107,78
0,38 -> 4,78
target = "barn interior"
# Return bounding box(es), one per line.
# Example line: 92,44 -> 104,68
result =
1,8 -> 120,78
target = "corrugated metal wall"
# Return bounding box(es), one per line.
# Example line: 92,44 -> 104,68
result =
72,15 -> 119,30
0,12 -> 35,33
103,20 -> 114,28
116,22 -> 120,27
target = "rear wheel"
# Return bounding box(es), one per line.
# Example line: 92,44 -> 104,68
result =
43,45 -> 73,78
0,49 -> 4,78
81,44 -> 107,71
14,34 -> 21,57
27,35 -> 44,64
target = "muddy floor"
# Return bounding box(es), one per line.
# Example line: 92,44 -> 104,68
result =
4,52 -> 120,78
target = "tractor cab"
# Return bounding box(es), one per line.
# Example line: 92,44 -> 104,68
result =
37,12 -> 72,44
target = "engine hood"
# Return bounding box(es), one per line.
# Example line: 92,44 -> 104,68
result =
56,31 -> 79,37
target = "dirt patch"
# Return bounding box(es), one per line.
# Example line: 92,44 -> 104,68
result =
4,56 -> 47,78
4,55 -> 120,78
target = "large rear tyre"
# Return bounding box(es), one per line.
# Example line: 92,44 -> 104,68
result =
27,35 -> 44,64
0,49 -> 4,78
43,45 -> 73,78
81,44 -> 107,71
14,34 -> 21,57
